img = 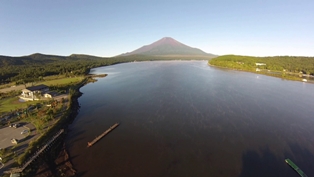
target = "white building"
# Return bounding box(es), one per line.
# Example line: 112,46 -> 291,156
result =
20,84 -> 49,101
255,63 -> 266,66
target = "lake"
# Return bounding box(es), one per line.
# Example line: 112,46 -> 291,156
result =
66,61 -> 314,177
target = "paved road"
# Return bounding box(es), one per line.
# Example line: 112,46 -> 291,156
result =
0,124 -> 30,149
0,122 -> 37,175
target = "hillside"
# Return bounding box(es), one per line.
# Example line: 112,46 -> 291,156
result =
0,53 -> 113,84
0,52 -> 212,84
209,55 -> 314,75
0,53 -> 106,67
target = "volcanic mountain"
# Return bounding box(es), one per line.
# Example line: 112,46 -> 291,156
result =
120,37 -> 216,57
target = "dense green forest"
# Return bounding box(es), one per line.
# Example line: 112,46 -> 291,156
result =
0,53 -> 212,85
209,55 -> 314,75
0,54 -> 105,84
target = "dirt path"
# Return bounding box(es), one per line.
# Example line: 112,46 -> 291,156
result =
0,83 -> 32,93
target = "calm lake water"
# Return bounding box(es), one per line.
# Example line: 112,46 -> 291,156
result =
66,61 -> 314,177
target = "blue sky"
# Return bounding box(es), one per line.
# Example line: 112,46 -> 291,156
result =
1,0 -> 313,57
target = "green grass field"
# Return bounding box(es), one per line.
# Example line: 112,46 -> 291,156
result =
40,76 -> 84,86
43,75 -> 67,80
0,97 -> 36,113
0,76 -> 84,90
0,76 -> 83,113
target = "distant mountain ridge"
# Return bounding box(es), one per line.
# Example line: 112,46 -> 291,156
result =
120,37 -> 216,57
0,37 -> 216,66
0,53 -> 105,66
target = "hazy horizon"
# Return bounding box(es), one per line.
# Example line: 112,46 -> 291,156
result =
1,0 -> 313,57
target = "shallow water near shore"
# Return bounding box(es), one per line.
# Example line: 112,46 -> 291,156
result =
66,61 -> 314,177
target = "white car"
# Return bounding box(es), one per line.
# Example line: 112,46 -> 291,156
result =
21,130 -> 29,134
10,123 -> 21,128
11,139 -> 18,144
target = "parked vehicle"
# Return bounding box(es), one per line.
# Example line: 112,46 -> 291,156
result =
10,123 -> 21,128
21,130 -> 29,134
27,105 -> 36,111
11,138 -> 18,144
3,115 -> 10,120
13,123 -> 20,128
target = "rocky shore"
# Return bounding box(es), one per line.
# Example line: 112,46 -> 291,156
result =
34,144 -> 76,177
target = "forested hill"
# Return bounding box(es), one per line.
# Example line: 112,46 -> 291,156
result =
0,53 -> 213,85
209,55 -> 314,75
0,53 -> 104,66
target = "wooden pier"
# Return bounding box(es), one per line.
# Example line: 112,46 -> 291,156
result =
87,123 -> 119,147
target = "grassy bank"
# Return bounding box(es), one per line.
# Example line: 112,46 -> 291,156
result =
0,76 -> 90,177
209,55 -> 314,82
40,76 -> 84,86
0,97 -> 42,113
0,76 -> 85,113
19,78 -> 87,176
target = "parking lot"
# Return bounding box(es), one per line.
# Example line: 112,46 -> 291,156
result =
0,123 -> 30,149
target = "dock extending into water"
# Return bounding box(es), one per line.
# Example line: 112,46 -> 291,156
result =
285,158 -> 308,177
87,123 -> 119,147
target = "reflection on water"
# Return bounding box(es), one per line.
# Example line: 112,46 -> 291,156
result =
67,61 -> 314,177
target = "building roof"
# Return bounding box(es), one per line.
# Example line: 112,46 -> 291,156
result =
45,91 -> 59,96
25,84 -> 48,91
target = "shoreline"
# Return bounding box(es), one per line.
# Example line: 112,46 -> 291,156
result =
33,76 -> 87,177
208,63 -> 314,84
23,62 -> 313,176
47,74 -> 110,176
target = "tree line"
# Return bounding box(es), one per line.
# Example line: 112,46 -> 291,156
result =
0,54 -> 150,84
209,55 -> 314,75
0,53 -> 213,85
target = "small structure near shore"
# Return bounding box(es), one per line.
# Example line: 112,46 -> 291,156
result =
44,91 -> 59,98
255,63 -> 266,66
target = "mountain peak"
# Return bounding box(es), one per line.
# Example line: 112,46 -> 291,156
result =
120,37 -> 215,57
159,37 -> 176,42
152,37 -> 184,47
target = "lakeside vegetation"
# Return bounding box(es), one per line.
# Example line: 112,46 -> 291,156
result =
209,55 -> 314,81
0,78 -> 88,177
0,53 -> 213,85
0,77 -> 85,113
0,97 -> 41,113
40,76 -> 84,86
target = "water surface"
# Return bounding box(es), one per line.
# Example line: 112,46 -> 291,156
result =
67,61 -> 314,177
